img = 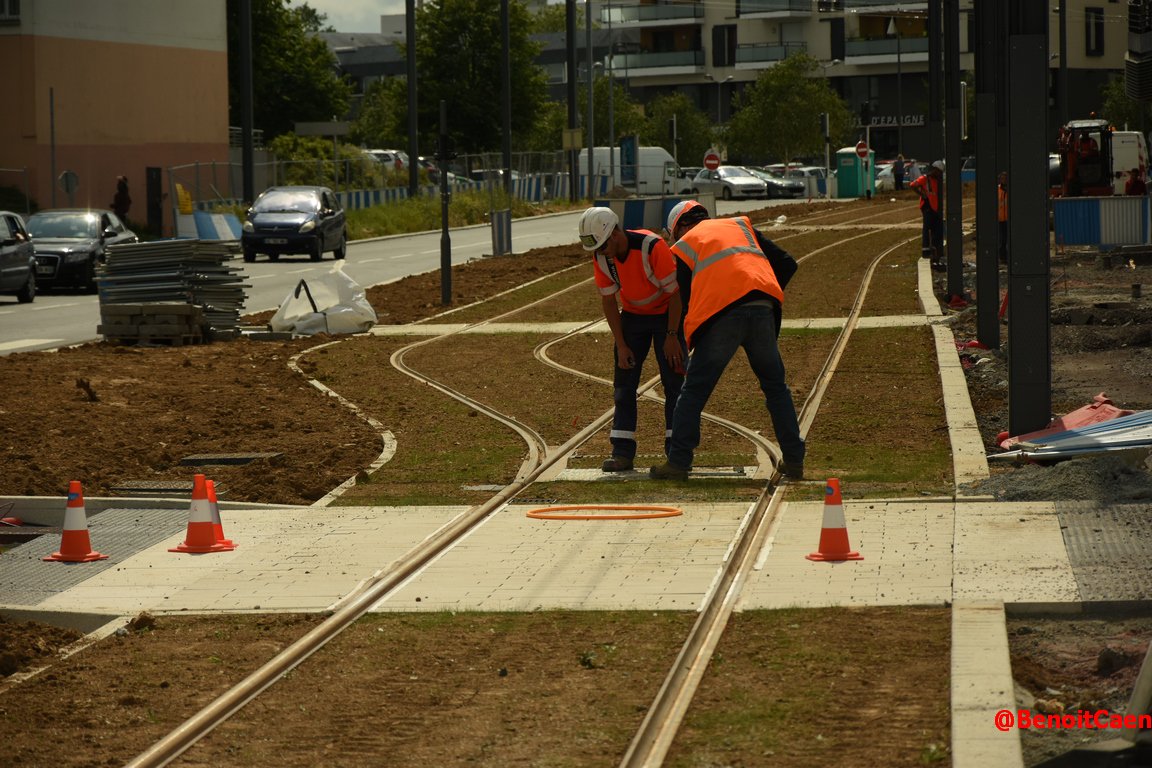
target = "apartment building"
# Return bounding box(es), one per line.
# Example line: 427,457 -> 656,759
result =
332,1 -> 1126,163
0,0 -> 230,234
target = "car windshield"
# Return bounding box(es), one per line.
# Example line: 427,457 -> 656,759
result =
252,191 -> 320,214
27,212 -> 99,239
718,166 -> 751,179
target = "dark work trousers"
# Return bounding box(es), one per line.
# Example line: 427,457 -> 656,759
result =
610,310 -> 686,460
998,220 -> 1008,263
921,206 -> 944,261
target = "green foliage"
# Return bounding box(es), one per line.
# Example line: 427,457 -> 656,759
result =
343,189 -> 556,241
1101,75 -> 1152,134
351,78 -> 410,150
727,53 -> 854,164
530,2 -> 585,33
574,76 -> 647,150
267,135 -> 390,188
640,92 -> 715,165
413,0 -> 549,154
226,0 -> 352,139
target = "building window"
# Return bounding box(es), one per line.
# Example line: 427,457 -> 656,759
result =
712,24 -> 737,68
1085,7 -> 1105,57
0,0 -> 20,25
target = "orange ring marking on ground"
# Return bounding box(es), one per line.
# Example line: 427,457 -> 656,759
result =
525,504 -> 683,520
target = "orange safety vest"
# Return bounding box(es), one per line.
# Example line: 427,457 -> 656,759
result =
997,185 -> 1008,222
669,217 -> 784,347
593,229 -> 678,315
910,173 -> 940,213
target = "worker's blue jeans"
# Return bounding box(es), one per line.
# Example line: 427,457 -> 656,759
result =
667,301 -> 805,469
610,311 -> 685,460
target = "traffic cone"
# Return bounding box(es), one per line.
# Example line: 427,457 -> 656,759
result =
206,479 -> 234,548
43,481 -> 108,563
169,474 -> 234,554
806,478 -> 863,562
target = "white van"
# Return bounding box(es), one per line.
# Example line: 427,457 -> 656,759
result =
1111,131 -> 1148,195
578,146 -> 682,195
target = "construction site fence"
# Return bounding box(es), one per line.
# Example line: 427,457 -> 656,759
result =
166,152 -> 613,219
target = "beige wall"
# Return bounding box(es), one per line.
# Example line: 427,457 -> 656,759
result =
0,1 -> 228,235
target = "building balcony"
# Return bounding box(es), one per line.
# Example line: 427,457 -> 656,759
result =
736,0 -> 812,19
843,0 -> 927,10
844,35 -> 929,64
610,49 -> 705,77
735,41 -> 808,68
601,2 -> 704,28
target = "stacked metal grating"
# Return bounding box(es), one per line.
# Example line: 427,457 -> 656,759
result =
98,239 -> 249,341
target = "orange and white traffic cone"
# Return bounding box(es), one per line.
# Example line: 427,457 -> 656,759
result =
806,478 -> 863,562
169,474 -> 234,554
206,479 -> 234,548
43,481 -> 108,563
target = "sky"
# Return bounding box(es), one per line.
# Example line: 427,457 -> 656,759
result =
295,0 -> 404,34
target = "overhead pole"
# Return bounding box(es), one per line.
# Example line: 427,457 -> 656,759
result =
501,0 -> 512,198
943,0 -> 963,300
1006,0 -> 1052,436
239,0 -> 255,204
586,0 -> 594,200
973,0 -> 1001,349
406,0 -> 418,197
566,0 -> 578,202
927,0 -> 943,163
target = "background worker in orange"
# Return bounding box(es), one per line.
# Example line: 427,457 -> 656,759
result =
578,207 -> 686,472
910,161 -> 945,271
650,201 -> 804,481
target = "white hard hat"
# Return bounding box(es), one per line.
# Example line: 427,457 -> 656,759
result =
665,199 -> 707,237
931,160 -> 945,172
578,206 -> 618,251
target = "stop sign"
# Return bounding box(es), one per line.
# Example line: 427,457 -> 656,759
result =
703,151 -> 721,170
855,141 -> 869,158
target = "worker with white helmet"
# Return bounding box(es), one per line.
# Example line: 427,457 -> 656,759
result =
578,206 -> 686,472
652,200 -> 804,481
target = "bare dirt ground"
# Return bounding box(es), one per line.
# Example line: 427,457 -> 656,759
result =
3,203 -> 1152,765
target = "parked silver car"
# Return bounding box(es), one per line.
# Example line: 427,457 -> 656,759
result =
689,166 -> 767,200
0,211 -> 36,303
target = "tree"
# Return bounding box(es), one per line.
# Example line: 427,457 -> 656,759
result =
573,76 -> 647,150
351,79 -> 409,150
412,0 -> 549,154
726,53 -> 853,165
640,93 -> 714,166
1102,75 -> 1152,134
226,0 -> 352,140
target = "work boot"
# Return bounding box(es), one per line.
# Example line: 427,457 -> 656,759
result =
780,461 -> 805,480
601,455 -> 634,472
649,461 -> 689,480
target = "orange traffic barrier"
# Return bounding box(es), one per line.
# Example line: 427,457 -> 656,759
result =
43,481 -> 108,563
806,478 -> 863,562
206,479 -> 235,548
170,474 -> 235,554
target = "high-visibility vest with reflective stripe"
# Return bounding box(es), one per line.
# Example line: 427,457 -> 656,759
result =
670,217 -> 784,346
911,173 -> 940,213
593,229 -> 678,315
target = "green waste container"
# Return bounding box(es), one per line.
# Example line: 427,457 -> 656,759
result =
836,147 -> 876,199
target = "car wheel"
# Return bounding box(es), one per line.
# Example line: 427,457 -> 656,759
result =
309,240 -> 323,261
334,231 -> 347,260
268,253 -> 280,262
722,187 -> 733,201
243,248 -> 256,263
16,271 -> 35,303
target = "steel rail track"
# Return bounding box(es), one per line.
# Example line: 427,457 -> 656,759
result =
124,219 -> 925,768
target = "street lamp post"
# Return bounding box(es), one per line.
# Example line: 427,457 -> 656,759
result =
705,73 -> 733,123
888,16 -> 903,153
607,4 -> 615,183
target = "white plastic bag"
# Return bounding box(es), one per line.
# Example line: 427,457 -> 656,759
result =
268,261 -> 377,335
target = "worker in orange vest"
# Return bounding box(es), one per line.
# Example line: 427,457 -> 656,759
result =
578,207 -> 686,472
650,201 -> 804,481
910,161 -> 945,271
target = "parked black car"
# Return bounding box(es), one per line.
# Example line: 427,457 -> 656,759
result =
0,210 -> 36,303
241,186 -> 347,263
24,209 -> 138,293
